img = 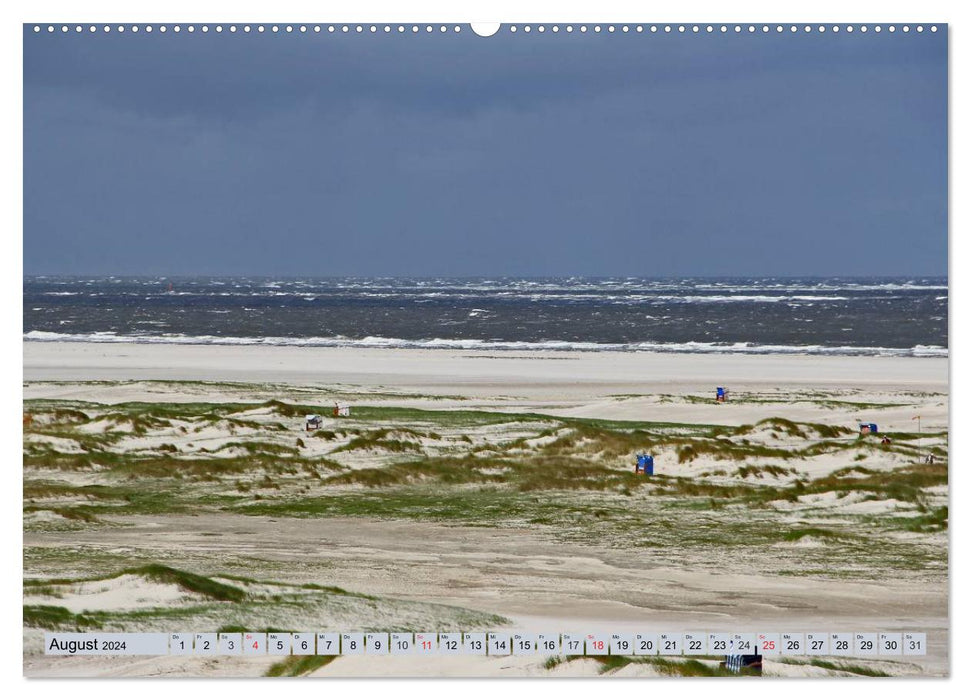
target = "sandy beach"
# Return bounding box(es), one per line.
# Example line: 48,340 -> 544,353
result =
23,342 -> 949,677
23,342 -> 948,396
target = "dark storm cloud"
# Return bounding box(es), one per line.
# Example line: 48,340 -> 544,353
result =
23,26 -> 947,276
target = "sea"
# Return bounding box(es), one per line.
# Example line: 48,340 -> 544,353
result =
23,277 -> 948,357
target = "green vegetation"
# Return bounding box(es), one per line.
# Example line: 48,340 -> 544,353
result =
265,655 -> 337,677
735,465 -> 795,479
25,379 -> 471,403
779,527 -> 845,542
24,605 -> 103,631
592,655 -> 746,677
23,388 -> 948,583
23,565 -> 246,602
23,564 -> 509,634
899,506 -> 948,533
330,430 -> 426,455
776,657 -> 891,677
130,564 -> 247,601
660,391 -> 913,412
23,504 -> 101,523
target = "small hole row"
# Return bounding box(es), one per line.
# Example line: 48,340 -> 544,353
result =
31,24 -> 465,34
32,24 -> 940,35
508,24 -> 936,34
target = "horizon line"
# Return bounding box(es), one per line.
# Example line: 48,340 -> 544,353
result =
23,273 -> 950,280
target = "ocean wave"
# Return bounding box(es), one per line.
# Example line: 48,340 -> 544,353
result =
27,277 -> 948,297
30,290 -> 903,304
22,330 -> 948,358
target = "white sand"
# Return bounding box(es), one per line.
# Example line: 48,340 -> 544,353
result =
24,574 -> 205,612
22,341 -> 950,677
23,341 -> 947,397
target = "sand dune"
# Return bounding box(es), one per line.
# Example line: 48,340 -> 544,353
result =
22,342 -> 948,677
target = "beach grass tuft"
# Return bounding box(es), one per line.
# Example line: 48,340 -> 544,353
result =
265,655 -> 337,677
128,564 -> 247,601
23,605 -> 104,630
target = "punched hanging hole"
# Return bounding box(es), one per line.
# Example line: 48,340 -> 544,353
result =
470,23 -> 500,37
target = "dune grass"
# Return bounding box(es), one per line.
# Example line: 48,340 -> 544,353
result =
592,655 -> 744,677
805,659 -> 890,677
23,505 -> 102,523
320,454 -> 648,492
23,394 -> 948,581
330,434 -> 425,455
780,527 -> 846,542
131,564 -> 247,601
24,564 -> 510,634
23,605 -> 105,631
899,506 -> 948,532
775,657 -> 891,677
265,655 -> 337,677
23,564 -> 247,602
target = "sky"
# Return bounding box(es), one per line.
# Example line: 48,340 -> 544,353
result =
23,25 -> 947,277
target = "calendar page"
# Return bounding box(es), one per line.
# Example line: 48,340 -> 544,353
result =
22,12 -> 948,680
